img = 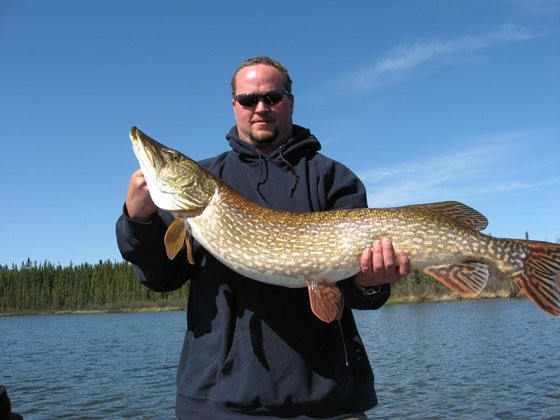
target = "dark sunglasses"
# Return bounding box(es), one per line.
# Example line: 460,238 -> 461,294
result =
234,89 -> 290,107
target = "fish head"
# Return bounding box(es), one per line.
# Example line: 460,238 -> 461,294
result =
129,127 -> 217,214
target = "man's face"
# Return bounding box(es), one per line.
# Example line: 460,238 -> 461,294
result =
232,64 -> 294,154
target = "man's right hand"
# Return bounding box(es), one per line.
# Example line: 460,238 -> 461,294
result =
125,169 -> 158,221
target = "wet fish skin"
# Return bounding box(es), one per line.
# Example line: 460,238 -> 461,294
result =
129,127 -> 560,321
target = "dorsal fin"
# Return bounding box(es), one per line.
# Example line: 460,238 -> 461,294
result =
409,201 -> 488,231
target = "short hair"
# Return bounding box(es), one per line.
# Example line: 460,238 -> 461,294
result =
231,56 -> 293,97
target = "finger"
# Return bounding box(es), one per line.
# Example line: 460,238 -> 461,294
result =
372,239 -> 384,272
360,248 -> 373,273
381,238 -> 396,271
131,169 -> 148,189
397,251 -> 411,276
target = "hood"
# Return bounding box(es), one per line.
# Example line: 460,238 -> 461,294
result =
225,124 -> 321,163
225,124 -> 321,198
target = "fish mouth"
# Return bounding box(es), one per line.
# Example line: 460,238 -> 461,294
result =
130,127 -> 161,168
130,126 -> 139,138
130,127 -> 147,158
129,127 -> 179,210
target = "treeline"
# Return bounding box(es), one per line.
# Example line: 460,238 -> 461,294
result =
390,266 -> 519,303
0,259 -> 188,314
1,258 -> 519,315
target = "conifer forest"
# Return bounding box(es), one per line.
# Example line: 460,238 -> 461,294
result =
0,259 -> 519,315
0,260 -> 187,314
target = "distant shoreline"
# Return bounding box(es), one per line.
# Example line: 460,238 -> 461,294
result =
0,293 -> 523,317
0,305 -> 185,317
1,260 -> 520,317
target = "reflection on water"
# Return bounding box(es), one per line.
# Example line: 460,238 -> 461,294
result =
1,299 -> 559,418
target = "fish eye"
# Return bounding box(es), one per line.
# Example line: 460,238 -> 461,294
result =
171,152 -> 181,161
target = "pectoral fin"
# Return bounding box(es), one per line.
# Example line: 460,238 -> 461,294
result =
164,218 -> 187,260
307,281 -> 344,323
185,231 -> 195,265
423,262 -> 489,297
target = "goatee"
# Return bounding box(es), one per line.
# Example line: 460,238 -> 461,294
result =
250,128 -> 279,147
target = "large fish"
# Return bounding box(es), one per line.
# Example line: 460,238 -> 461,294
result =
129,127 -> 560,322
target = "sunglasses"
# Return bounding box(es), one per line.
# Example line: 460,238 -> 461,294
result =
234,89 -> 290,107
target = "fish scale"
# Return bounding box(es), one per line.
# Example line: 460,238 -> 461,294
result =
130,127 -> 560,322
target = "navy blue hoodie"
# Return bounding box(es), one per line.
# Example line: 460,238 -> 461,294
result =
116,125 -> 390,419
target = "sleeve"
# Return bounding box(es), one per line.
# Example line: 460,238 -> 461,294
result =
339,280 -> 390,310
115,205 -> 192,292
324,160 -> 391,309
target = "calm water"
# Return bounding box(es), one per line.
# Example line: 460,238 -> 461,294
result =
1,299 -> 559,419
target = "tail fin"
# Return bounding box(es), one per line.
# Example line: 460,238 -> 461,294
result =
512,241 -> 560,317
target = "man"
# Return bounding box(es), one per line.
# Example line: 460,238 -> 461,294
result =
116,56 -> 410,419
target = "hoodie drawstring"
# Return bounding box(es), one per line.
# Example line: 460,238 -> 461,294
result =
255,151 -> 268,202
254,148 -> 301,199
279,147 -> 300,197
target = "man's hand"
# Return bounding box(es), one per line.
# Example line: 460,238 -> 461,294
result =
355,238 -> 410,287
125,169 -> 158,221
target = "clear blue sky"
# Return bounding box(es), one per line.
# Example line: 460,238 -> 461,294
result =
1,0 -> 559,267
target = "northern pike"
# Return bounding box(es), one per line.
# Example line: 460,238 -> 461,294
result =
129,127 -> 560,322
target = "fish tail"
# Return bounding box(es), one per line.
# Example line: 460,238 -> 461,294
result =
511,241 -> 560,317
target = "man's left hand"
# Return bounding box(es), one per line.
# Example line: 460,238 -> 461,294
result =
355,238 -> 410,287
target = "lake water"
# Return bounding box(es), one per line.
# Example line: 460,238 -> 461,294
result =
1,299 -> 559,419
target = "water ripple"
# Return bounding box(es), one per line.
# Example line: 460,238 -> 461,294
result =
1,301 -> 558,418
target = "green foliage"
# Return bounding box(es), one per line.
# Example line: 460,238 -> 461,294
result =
0,260 -> 188,314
